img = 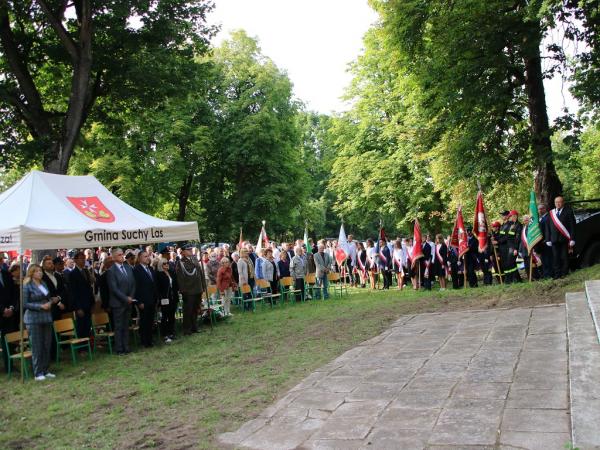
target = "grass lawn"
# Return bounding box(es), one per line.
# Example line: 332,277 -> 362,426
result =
1,264 -> 599,449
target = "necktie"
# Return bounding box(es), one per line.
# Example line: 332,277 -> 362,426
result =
120,265 -> 127,277
558,209 -> 561,217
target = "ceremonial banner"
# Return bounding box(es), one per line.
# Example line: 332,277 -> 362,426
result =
411,219 -> 424,267
336,223 -> 349,266
473,191 -> 488,252
255,222 -> 269,254
527,191 -> 543,251
303,226 -> 313,254
451,207 -> 469,258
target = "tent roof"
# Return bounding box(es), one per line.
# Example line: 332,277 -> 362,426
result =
0,170 -> 199,251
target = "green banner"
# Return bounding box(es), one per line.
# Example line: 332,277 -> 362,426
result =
527,190 -> 543,251
304,227 -> 313,254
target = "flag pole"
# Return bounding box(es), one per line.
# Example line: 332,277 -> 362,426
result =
478,183 -> 503,285
463,255 -> 468,288
529,253 -> 533,282
19,250 -> 24,383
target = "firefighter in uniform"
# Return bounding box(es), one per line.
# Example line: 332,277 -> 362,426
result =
500,210 -> 523,283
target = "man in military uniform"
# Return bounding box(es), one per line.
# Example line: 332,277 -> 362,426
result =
176,244 -> 207,335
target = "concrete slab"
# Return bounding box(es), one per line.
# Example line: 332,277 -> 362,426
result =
218,305 -> 574,449
566,290 -> 600,450
501,408 -> 570,433
499,431 -> 572,450
585,280 -> 600,344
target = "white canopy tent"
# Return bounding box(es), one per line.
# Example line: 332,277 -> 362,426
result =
0,170 -> 199,252
0,170 -> 200,381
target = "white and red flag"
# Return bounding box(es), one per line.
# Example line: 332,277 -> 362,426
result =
336,223 -> 350,266
473,191 -> 488,252
255,221 -> 269,254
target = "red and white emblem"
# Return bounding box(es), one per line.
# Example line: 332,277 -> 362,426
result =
67,196 -> 115,223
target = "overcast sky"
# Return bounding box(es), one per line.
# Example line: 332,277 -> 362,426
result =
208,0 -> 577,121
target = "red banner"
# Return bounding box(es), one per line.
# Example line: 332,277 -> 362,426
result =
473,191 -> 488,252
451,207 -> 469,258
411,219 -> 423,267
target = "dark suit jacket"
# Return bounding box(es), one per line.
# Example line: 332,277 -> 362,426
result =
42,270 -> 69,319
0,269 -> 17,332
0,269 -> 16,312
107,264 -> 136,309
133,264 -> 157,307
546,207 -> 576,244
539,213 -> 550,241
68,266 -> 95,312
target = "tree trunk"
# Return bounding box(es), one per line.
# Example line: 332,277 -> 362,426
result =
41,0 -> 94,175
177,171 -> 194,221
523,28 -> 563,209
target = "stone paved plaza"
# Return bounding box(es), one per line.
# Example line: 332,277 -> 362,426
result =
220,305 -> 572,449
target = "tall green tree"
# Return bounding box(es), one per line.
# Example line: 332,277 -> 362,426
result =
370,0 -> 563,207
0,0 -> 214,174
208,30 -> 309,241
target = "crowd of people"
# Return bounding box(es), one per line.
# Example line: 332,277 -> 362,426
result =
0,196 -> 579,381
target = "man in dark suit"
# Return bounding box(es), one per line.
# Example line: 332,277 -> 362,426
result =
107,248 -> 136,355
538,204 -> 554,279
465,228 -> 479,287
545,196 -> 576,279
133,251 -> 157,348
68,252 -> 95,339
0,266 -> 18,372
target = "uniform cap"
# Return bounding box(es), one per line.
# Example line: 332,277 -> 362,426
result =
509,210 -> 519,216
491,221 -> 501,228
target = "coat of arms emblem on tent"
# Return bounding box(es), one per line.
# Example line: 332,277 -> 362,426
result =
67,196 -> 115,223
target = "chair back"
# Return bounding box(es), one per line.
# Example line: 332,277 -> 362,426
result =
280,276 -> 293,287
207,285 -> 218,295
328,272 -> 340,282
305,273 -> 317,284
54,318 -> 75,334
240,284 -> 252,294
61,312 -> 74,320
256,279 -> 270,289
92,312 -> 110,327
5,329 -> 29,344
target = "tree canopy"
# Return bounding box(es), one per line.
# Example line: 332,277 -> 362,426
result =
2,1 -> 600,241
